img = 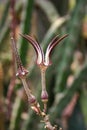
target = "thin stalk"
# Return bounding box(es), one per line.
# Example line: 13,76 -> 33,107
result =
43,115 -> 57,130
41,68 -> 48,113
41,69 -> 46,91
21,78 -> 31,99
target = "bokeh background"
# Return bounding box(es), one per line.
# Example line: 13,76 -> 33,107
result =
0,0 -> 87,130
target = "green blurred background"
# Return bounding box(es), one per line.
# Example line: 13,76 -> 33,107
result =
0,0 -> 87,130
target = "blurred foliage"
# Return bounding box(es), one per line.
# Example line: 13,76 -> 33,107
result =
0,0 -> 87,130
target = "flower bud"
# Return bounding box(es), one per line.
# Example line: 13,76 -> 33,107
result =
28,94 -> 36,105
41,90 -> 48,103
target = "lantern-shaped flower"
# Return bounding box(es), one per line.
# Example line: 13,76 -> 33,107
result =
20,34 -> 68,112
20,34 -> 68,68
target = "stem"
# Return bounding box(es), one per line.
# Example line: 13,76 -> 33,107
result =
21,68 -> 58,130
41,114 -> 57,130
41,69 -> 46,91
21,78 -> 36,106
21,78 -> 31,99
41,68 -> 48,112
44,103 -> 47,113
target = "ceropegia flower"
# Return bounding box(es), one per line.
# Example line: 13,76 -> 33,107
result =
20,34 -> 68,110
11,37 -> 29,78
11,36 -> 37,106
20,34 -> 68,69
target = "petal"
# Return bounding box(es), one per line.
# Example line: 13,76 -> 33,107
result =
11,37 -> 23,68
11,36 -> 29,78
45,34 -> 68,65
20,34 -> 44,65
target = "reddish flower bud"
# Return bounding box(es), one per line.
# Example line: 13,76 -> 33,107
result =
28,94 -> 36,105
41,90 -> 48,103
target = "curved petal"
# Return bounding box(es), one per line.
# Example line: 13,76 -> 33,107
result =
20,34 -> 44,65
47,35 -> 60,49
11,37 -> 23,68
45,34 -> 68,65
11,36 -> 29,78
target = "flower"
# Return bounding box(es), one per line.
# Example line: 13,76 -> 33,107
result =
20,34 -> 68,69
11,37 -> 29,79
11,36 -> 36,106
